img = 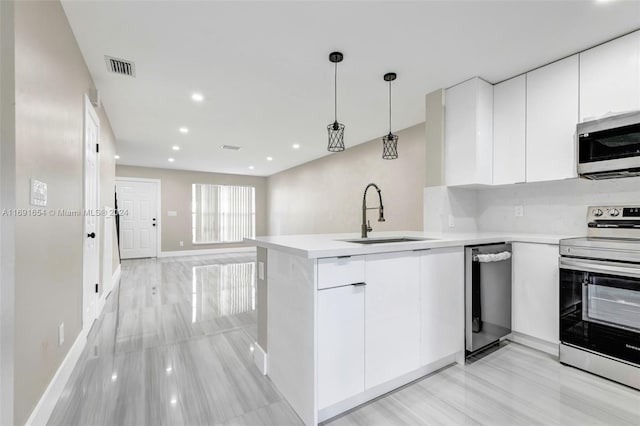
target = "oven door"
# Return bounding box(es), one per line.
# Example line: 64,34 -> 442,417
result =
559,257 -> 640,365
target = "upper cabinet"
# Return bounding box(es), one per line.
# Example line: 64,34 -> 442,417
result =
526,55 -> 579,183
444,78 -> 494,186
580,32 -> 640,122
493,75 -> 526,185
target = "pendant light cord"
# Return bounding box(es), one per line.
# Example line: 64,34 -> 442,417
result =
334,62 -> 338,123
388,81 -> 392,133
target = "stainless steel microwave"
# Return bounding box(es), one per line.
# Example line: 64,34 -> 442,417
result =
577,111 -> 640,180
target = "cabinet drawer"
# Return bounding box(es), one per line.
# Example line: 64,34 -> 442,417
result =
317,256 -> 365,289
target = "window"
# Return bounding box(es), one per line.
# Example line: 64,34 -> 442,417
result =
192,184 -> 255,243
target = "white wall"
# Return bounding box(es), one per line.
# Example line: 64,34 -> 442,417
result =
424,177 -> 640,236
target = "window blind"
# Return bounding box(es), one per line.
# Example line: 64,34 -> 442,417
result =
192,184 -> 255,243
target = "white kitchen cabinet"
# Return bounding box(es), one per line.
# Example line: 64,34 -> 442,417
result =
580,31 -> 640,122
364,252 -> 420,389
419,247 -> 465,366
512,242 -> 559,344
317,284 -> 365,409
526,55 -> 579,182
317,255 -> 365,290
444,77 -> 494,186
493,75 -> 526,185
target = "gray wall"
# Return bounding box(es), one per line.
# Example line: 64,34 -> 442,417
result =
13,1 -> 117,424
0,1 -> 16,423
116,165 -> 268,251
267,123 -> 426,236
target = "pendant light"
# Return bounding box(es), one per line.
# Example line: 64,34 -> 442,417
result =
382,72 -> 398,159
327,51 -> 345,152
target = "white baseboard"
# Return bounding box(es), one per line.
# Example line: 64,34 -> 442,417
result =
507,332 -> 559,357
252,342 -> 267,375
25,327 -> 89,426
25,266 -> 120,426
159,246 -> 256,258
97,264 -> 121,314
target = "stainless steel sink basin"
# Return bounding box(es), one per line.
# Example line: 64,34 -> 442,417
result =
341,237 -> 436,244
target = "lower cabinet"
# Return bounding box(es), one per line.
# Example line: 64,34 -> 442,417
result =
419,247 -> 465,366
512,242 -> 560,343
316,248 -> 465,408
317,284 -> 365,409
364,252 -> 421,388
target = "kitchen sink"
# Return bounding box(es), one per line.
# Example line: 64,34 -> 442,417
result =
341,237 -> 436,244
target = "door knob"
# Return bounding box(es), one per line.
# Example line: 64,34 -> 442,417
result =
87,232 -> 96,239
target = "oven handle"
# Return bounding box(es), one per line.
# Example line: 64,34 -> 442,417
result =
560,257 -> 640,278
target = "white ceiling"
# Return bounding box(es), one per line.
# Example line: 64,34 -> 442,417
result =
61,1 -> 640,176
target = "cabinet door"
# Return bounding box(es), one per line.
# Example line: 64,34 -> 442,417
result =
419,247 -> 465,366
580,31 -> 640,122
445,77 -> 493,186
317,284 -> 365,409
526,55 -> 579,182
512,243 -> 559,343
365,252 -> 420,389
493,75 -> 526,185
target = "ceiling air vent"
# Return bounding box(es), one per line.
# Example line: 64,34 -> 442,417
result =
105,56 -> 136,77
221,145 -> 241,151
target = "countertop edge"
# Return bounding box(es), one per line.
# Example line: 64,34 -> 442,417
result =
244,232 -> 576,259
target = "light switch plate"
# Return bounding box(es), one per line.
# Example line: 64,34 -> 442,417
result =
30,179 -> 47,206
167,211 -> 177,217
58,323 -> 64,346
448,214 -> 455,228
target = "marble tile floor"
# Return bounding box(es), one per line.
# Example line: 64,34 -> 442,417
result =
48,253 -> 640,426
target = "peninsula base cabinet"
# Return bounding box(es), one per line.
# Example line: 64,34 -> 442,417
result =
364,252 -> 421,388
511,242 -> 560,344
419,247 -> 465,366
316,249 -> 464,418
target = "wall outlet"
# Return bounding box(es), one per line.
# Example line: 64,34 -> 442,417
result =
448,214 -> 455,228
179,241 -> 184,247
514,205 -> 524,217
58,323 -> 64,346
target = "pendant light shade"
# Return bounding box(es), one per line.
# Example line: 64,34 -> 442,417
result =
382,72 -> 398,160
327,52 -> 345,152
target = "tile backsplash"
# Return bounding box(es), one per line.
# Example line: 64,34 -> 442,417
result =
424,176 -> 640,236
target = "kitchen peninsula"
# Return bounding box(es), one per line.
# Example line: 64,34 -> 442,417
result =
245,231 -> 569,425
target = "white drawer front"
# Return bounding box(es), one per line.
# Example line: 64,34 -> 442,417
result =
317,256 -> 365,289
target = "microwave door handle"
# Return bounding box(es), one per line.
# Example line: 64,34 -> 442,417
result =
560,258 -> 640,279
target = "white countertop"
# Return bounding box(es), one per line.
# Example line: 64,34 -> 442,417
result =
244,231 -> 578,259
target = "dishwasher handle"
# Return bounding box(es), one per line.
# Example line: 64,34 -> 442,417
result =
472,251 -> 512,263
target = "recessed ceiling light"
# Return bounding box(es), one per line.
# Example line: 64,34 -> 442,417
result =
179,127 -> 189,134
266,156 -> 273,161
172,145 -> 180,151
292,144 -> 300,149
249,165 -> 255,170
114,155 -> 120,159
170,398 -> 177,405
168,158 -> 175,162
191,93 -> 204,102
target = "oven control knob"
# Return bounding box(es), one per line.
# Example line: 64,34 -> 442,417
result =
592,208 -> 603,217
610,208 -> 620,217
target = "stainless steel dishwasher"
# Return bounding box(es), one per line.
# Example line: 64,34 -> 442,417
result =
465,243 -> 512,357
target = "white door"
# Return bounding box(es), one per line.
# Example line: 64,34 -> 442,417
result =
83,95 -> 100,330
116,179 -> 158,259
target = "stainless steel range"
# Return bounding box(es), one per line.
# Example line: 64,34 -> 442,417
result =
559,206 -> 640,390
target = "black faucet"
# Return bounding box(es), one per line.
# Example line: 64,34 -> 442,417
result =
361,183 -> 385,238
